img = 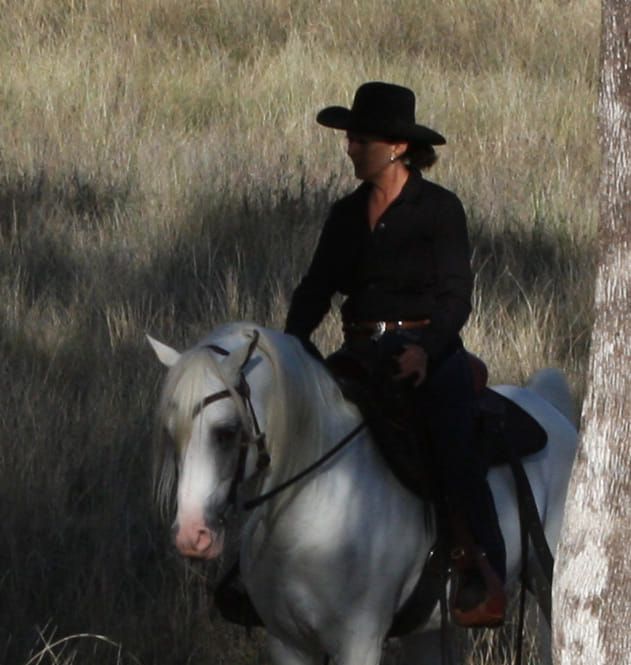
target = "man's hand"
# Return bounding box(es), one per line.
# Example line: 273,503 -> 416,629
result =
394,344 -> 428,387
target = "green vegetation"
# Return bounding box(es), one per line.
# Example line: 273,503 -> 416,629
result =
0,1 -> 599,663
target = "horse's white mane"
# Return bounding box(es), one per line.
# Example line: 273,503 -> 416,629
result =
153,322 -> 359,516
153,345 -> 230,515
246,325 -> 359,494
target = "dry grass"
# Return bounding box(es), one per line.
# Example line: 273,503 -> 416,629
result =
0,0 -> 599,663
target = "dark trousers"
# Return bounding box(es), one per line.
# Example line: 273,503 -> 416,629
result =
417,348 -> 506,581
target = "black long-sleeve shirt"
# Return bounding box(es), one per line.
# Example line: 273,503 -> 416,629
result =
285,169 -> 473,359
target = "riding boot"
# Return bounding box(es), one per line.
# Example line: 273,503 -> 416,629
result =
445,493 -> 507,628
467,478 -> 506,583
450,545 -> 506,628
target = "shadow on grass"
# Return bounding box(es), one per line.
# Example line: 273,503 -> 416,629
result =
0,168 -> 132,235
0,319 -> 178,663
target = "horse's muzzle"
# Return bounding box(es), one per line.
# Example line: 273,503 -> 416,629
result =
174,519 -> 225,559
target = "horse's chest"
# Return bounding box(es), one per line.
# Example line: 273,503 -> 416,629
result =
241,520 -> 359,639
243,550 -> 326,643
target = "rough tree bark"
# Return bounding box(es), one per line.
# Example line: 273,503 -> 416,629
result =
552,2 -> 631,664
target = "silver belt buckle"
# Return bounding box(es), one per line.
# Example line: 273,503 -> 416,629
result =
370,321 -> 386,341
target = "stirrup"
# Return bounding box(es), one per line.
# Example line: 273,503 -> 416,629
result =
449,548 -> 506,628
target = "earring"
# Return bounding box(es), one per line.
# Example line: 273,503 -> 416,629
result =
390,153 -> 396,162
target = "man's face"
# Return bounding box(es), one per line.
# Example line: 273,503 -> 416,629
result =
345,132 -> 393,181
345,132 -> 408,182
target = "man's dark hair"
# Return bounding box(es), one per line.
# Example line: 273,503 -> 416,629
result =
404,142 -> 438,171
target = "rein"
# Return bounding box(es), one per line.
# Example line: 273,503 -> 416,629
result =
243,421 -> 365,510
195,331 -> 365,512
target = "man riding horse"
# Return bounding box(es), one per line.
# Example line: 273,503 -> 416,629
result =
284,81 -> 506,627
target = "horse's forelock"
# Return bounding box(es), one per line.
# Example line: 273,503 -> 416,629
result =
153,347 -> 226,515
161,350 -> 219,441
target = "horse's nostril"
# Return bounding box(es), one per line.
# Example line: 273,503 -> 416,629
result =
195,527 -> 212,549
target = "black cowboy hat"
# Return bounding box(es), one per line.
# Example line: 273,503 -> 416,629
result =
316,81 -> 446,145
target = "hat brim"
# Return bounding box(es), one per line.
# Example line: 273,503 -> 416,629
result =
316,106 -> 446,145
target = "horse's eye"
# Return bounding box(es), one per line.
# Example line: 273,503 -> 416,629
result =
213,424 -> 240,450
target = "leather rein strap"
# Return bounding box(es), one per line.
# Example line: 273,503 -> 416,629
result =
193,331 -> 365,511
243,421 -> 365,510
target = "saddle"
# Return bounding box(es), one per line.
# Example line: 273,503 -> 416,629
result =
325,348 -> 548,500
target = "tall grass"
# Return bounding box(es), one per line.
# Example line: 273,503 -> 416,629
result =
0,1 -> 599,663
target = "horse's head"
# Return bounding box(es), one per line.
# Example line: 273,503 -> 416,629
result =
149,330 -> 267,560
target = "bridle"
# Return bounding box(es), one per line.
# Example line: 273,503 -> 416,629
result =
193,333 -> 271,509
191,330 -> 365,512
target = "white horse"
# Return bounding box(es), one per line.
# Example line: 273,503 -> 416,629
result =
149,322 -> 578,665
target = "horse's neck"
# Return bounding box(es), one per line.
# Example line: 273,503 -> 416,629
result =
254,353 -> 423,522
248,335 -> 430,542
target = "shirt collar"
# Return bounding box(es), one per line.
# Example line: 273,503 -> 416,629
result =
397,168 -> 424,203
354,168 -> 424,206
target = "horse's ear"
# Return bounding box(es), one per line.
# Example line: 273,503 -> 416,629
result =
146,334 -> 181,367
222,330 -> 259,378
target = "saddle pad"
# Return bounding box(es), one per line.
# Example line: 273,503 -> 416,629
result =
476,388 -> 548,467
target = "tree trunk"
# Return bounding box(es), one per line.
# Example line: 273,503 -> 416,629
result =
552,2 -> 631,664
